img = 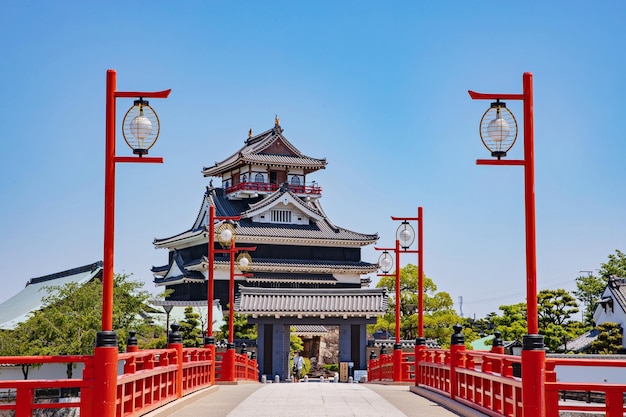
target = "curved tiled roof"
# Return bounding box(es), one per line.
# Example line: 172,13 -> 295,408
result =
235,287 -> 388,317
202,125 -> 327,177
154,187 -> 378,247
243,186 -> 324,221
152,251 -> 205,285
0,261 -> 103,330
245,272 -> 336,284
186,256 -> 377,274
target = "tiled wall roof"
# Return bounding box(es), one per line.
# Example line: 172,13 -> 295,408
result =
236,287 -> 387,317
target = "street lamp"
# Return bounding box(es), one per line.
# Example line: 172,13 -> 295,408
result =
375,240 -> 402,381
390,209 -> 424,387
205,209 -> 255,381
98,69 -> 170,417
390,210 -> 423,339
469,72 -> 545,417
206,209 -> 240,343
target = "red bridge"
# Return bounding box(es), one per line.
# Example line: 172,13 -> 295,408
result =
2,327 -> 625,417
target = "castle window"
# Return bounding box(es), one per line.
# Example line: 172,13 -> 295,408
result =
224,180 -> 230,188
290,176 -> 300,185
255,173 -> 264,182
241,174 -> 247,183
271,209 -> 292,223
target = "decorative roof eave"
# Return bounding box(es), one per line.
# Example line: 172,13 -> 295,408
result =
151,266 -> 168,277
188,258 -> 377,274
243,188 -> 324,221
154,191 -> 212,249
202,125 -> 327,178
236,235 -> 379,247
203,157 -> 327,177
239,155 -> 327,168
154,229 -> 206,249
247,278 -> 337,285
236,287 -> 388,318
153,276 -> 205,286
155,231 -> 377,251
248,311 -> 382,319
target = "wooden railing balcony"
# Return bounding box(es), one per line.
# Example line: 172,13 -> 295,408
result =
225,181 -> 322,197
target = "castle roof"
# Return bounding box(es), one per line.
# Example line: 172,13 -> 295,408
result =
153,187 -> 378,248
202,124 -> 327,177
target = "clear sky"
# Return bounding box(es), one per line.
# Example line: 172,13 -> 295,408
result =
1,2 -> 625,319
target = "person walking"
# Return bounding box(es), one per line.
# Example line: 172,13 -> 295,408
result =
292,351 -> 305,382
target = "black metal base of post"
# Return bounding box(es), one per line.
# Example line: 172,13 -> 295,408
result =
96,331 -> 118,348
415,337 -> 426,346
204,336 -> 215,345
522,334 -> 545,350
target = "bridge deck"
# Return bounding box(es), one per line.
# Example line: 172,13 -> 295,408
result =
144,382 -> 485,417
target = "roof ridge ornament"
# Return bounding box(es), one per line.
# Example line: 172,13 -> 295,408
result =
248,128 -> 252,139
274,115 -> 282,133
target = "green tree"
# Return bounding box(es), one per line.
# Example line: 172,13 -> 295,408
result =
599,250 -> 626,281
538,289 -> 579,327
372,264 -> 461,346
574,272 -> 605,325
0,274 -> 155,357
290,328 -> 304,354
217,310 -> 257,341
590,322 -> 623,354
0,274 -> 162,378
492,289 -> 589,352
492,302 -> 527,342
179,306 -> 203,347
537,289 -> 581,351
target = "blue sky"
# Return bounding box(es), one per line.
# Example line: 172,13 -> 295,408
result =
1,2 -> 625,319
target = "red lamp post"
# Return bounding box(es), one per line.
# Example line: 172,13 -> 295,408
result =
206,207 -> 241,340
97,69 -> 170,417
375,241 -> 402,381
469,72 -> 545,417
375,209 -> 423,384
390,208 -> 424,386
205,210 -> 255,381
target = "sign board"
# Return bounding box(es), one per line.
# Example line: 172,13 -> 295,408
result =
340,362 -> 349,382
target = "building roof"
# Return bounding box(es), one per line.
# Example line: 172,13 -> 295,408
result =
293,324 -> 329,337
606,277 -> 626,314
201,123 -> 327,177
557,329 -> 601,353
153,255 -> 375,286
0,261 -> 103,330
244,272 -> 337,284
151,251 -> 205,285
153,187 -> 378,249
235,287 -> 388,318
470,335 -> 495,351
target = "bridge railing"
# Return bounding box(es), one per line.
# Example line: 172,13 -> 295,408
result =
117,348 -> 184,417
545,357 -> 626,417
451,350 -> 523,417
0,340 -> 258,417
368,327 -> 626,417
0,355 -> 90,417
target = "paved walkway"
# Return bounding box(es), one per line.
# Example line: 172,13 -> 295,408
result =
146,382 -> 484,417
